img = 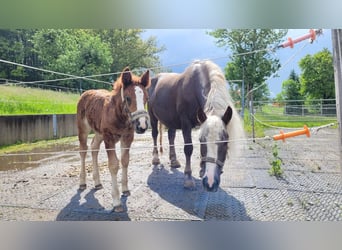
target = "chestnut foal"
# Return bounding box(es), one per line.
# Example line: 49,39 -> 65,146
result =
77,67 -> 150,212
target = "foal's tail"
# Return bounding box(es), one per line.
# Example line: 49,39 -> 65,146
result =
159,121 -> 163,153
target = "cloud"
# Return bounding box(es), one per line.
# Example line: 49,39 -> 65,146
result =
142,29 -> 332,96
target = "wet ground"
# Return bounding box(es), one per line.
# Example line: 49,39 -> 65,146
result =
0,128 -> 341,221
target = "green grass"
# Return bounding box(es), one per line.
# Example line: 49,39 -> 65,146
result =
243,110 -> 266,138
0,85 -> 80,115
242,104 -> 337,138
254,105 -> 337,128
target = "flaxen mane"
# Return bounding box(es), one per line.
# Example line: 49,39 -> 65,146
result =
200,60 -> 245,159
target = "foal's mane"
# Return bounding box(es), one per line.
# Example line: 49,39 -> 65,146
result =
112,73 -> 142,96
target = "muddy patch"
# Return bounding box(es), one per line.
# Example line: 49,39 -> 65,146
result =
0,143 -> 79,171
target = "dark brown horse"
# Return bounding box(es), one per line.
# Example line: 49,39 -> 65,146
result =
148,60 -> 245,192
77,67 -> 150,212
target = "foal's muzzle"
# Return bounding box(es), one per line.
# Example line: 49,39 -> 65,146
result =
131,110 -> 150,134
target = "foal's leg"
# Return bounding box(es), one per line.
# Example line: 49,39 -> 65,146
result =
120,133 -> 134,196
168,128 -> 181,168
91,133 -> 103,190
78,131 -> 89,190
182,126 -> 195,188
105,139 -> 122,212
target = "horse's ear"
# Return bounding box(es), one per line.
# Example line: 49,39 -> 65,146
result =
141,70 -> 150,88
222,106 -> 233,125
121,67 -> 132,87
197,108 -> 207,124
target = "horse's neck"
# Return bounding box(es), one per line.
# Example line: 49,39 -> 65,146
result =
110,92 -> 124,110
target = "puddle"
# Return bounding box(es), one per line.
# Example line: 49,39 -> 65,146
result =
0,143 -> 79,171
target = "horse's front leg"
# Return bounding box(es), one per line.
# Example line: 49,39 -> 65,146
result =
182,126 -> 195,189
151,119 -> 160,165
91,133 -> 103,190
104,139 -> 122,212
168,128 -> 181,168
120,133 -> 134,197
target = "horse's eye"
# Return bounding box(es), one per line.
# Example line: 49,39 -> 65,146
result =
125,96 -> 132,105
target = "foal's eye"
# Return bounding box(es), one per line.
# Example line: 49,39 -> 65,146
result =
125,96 -> 132,105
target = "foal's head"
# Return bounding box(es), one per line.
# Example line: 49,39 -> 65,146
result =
114,67 -> 150,134
198,106 -> 233,192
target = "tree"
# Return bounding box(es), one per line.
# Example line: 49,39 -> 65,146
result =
299,48 -> 335,101
95,29 -> 165,75
32,29 -> 113,91
280,70 -> 303,102
209,29 -> 287,108
0,29 -> 26,81
1,29 -> 164,92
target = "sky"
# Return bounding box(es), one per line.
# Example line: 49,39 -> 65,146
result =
141,29 -> 333,98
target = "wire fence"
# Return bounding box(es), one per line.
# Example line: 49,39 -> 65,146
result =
249,99 -> 337,130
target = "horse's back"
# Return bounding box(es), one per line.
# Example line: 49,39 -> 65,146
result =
149,70 -> 206,129
77,89 -> 111,133
149,73 -> 183,128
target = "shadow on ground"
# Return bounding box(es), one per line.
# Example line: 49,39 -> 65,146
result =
56,189 -> 131,221
147,165 -> 251,221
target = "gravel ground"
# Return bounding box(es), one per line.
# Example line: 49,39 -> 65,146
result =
0,128 -> 341,221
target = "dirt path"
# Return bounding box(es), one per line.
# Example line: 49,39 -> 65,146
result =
0,128 -> 341,221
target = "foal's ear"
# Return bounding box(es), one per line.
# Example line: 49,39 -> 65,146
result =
121,67 -> 132,87
197,108 -> 207,124
222,106 -> 233,125
140,70 -> 150,88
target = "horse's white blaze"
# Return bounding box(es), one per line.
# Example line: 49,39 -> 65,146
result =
202,116 -> 223,187
135,86 -> 147,129
205,162 -> 217,187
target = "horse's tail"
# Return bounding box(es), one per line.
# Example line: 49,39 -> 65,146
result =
159,121 -> 163,153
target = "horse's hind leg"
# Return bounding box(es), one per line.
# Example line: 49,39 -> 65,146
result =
91,133 -> 103,190
78,127 -> 89,190
168,128 -> 181,168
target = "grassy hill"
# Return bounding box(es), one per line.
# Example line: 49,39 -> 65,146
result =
0,85 -> 80,115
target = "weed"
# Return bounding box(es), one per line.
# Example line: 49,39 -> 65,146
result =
287,200 -> 294,207
268,142 -> 284,177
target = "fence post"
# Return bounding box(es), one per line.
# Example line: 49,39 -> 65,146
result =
250,94 -> 255,143
53,114 -> 57,138
332,29 -> 342,154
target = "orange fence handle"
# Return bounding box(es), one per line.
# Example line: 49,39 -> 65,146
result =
273,125 -> 311,142
279,29 -> 318,49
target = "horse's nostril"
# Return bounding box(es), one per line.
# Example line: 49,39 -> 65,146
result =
202,176 -> 219,192
136,126 -> 147,134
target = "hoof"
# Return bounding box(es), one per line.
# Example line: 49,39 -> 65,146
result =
113,204 -> 124,213
94,184 -> 103,190
122,190 -> 131,197
184,176 -> 195,189
170,160 -> 181,168
152,158 -> 161,165
79,184 -> 87,190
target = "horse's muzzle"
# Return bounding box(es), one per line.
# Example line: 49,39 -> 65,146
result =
202,176 -> 219,192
